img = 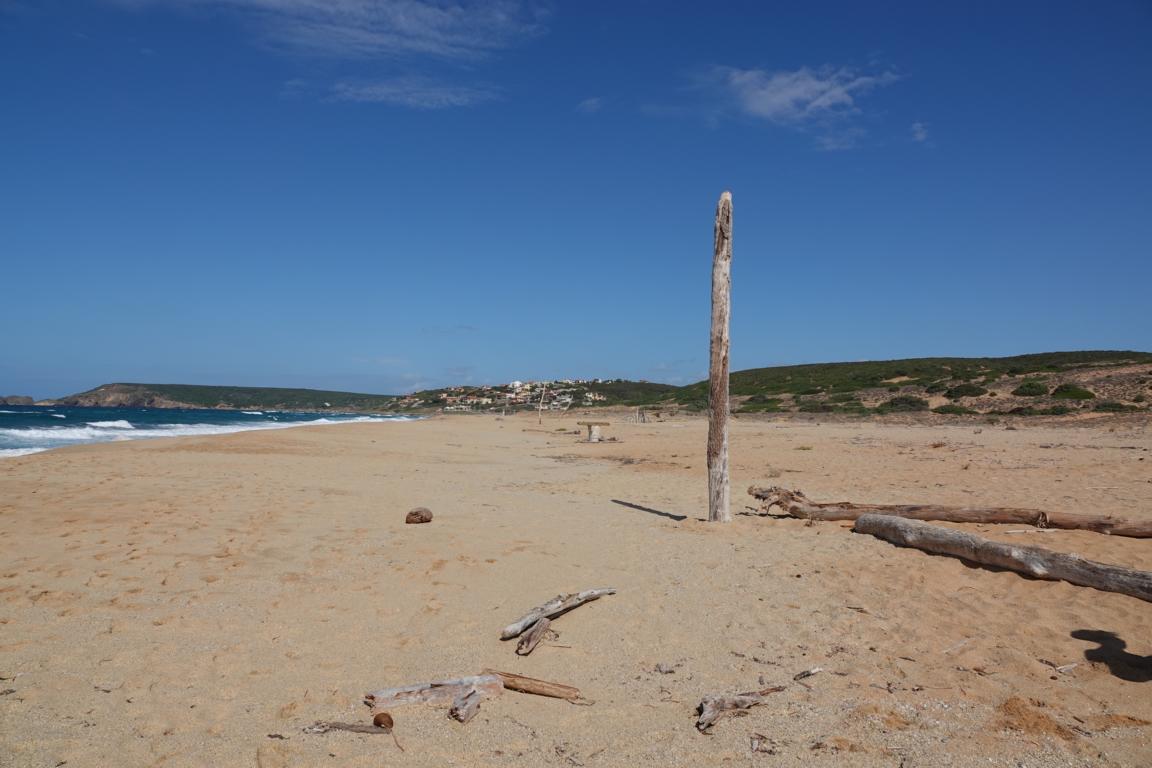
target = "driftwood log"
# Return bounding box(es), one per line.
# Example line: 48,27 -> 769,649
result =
364,675 -> 504,709
854,514 -> 1152,603
500,588 -> 616,640
515,617 -> 551,656
482,669 -> 582,700
696,685 -> 785,732
749,486 -> 1152,538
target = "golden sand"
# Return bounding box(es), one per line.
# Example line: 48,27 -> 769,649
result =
1,413 -> 1149,766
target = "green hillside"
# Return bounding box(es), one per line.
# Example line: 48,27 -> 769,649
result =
668,352 -> 1152,416
57,383 -> 401,411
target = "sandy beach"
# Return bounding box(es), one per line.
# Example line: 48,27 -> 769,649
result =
1,413 -> 1150,767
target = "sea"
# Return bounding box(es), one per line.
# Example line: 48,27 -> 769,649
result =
0,405 -> 415,458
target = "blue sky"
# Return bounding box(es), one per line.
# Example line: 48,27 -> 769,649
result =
2,1 -> 1150,398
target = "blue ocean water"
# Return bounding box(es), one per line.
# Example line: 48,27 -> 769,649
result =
0,405 -> 414,458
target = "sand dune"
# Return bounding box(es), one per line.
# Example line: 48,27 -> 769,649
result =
1,413 -> 1149,766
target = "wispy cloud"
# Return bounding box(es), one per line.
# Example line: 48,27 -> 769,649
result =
111,0 -> 546,108
704,64 -> 899,149
911,121 -> 929,142
332,76 -> 498,108
113,0 -> 547,60
576,96 -> 602,114
713,65 -> 897,123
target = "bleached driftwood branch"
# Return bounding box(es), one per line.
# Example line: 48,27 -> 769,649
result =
696,685 -> 786,732
748,486 -> 1152,538
364,675 -> 504,709
853,514 -> 1152,603
449,688 -> 482,723
515,617 -> 552,656
500,588 -> 616,640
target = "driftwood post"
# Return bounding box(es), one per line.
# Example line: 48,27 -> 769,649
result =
708,191 -> 733,523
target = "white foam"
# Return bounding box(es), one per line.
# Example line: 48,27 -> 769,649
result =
0,414 -> 416,458
52,414 -> 66,418
0,447 -> 48,458
242,411 -> 264,415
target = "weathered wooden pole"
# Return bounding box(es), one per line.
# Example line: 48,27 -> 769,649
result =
708,191 -> 733,523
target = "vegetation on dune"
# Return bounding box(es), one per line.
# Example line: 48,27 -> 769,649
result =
1051,383 -> 1097,400
674,351 -> 1150,405
933,403 -> 976,415
945,383 -> 987,399
1011,380 -> 1049,397
878,395 -> 929,412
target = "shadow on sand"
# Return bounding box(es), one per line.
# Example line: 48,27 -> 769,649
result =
1071,629 -> 1152,682
610,499 -> 688,522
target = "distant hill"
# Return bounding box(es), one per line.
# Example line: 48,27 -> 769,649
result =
671,350 -> 1152,416
42,351 -> 1152,417
49,383 -> 402,412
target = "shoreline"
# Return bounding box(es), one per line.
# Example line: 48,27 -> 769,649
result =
2,413 -> 1149,766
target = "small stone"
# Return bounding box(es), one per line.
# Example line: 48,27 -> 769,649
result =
405,507 -> 433,524
655,663 -> 675,674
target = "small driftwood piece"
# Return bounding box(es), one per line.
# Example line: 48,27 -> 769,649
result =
364,674 -> 503,708
748,486 -> 1152,538
515,617 -> 551,656
304,721 -> 390,735
696,685 -> 786,732
482,669 -> 582,701
854,514 -> 1152,603
449,688 -> 482,724
500,588 -> 616,640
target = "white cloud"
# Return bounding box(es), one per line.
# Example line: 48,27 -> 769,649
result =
714,65 -> 897,124
113,0 -> 547,59
576,96 -> 602,114
331,76 -> 498,108
705,64 -> 899,150
911,121 -> 929,142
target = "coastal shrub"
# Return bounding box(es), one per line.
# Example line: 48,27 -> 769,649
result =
878,395 -> 929,412
945,383 -> 987,399
1094,401 -> 1138,412
1051,383 -> 1096,400
797,401 -> 835,413
933,404 -> 975,415
829,392 -> 858,403
1003,405 -> 1074,416
1135,395 -> 1146,403
1012,380 -> 1049,397
924,381 -> 948,394
739,396 -> 784,413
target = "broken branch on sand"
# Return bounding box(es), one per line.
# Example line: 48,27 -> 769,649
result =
853,514 -> 1152,603
482,669 -> 582,701
695,685 -> 786,732
500,588 -> 616,640
363,674 -> 504,709
515,617 -> 552,656
449,688 -> 482,723
748,485 -> 1152,538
